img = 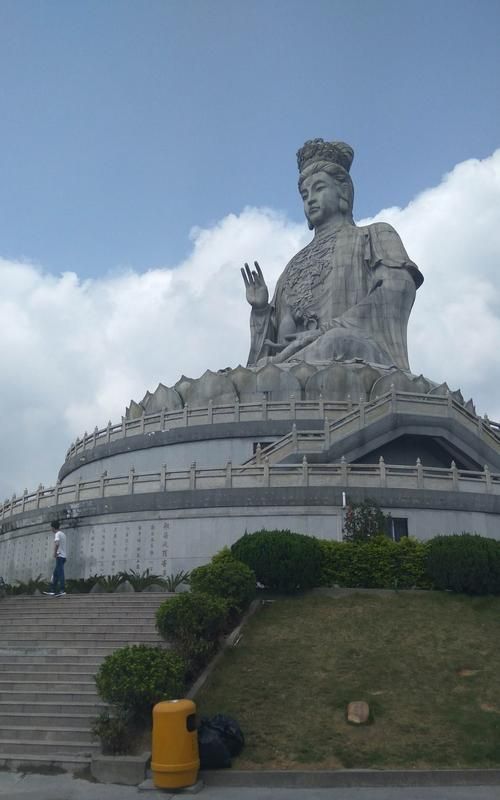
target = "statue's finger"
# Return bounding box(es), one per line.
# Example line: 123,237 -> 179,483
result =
241,267 -> 250,287
244,262 -> 254,284
254,261 -> 263,278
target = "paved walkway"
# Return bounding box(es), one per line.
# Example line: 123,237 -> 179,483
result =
1,772 -> 500,800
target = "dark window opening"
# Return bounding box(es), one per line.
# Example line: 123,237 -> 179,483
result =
253,441 -> 276,454
385,517 -> 408,541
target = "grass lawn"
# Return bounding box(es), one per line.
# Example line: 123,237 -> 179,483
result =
195,590 -> 500,769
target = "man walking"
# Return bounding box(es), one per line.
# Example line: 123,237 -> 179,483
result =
43,520 -> 67,597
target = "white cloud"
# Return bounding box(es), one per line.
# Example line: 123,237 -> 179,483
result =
1,151 -> 499,497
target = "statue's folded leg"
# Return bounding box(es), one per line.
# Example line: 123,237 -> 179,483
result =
297,327 -> 391,365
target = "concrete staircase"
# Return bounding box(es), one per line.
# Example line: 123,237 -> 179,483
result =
0,592 -> 172,771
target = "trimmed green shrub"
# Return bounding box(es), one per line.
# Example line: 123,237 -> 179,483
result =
343,499 -> 388,542
189,548 -> 256,614
231,530 -> 323,593
320,536 -> 429,589
95,645 -> 185,722
426,533 -> 500,595
156,592 -> 228,672
91,708 -> 134,755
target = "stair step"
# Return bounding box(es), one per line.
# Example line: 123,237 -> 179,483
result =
0,712 -> 99,726
0,752 -> 92,770
0,738 -> 99,756
0,593 -> 170,771
0,689 -> 100,703
2,725 -> 95,744
0,701 -> 105,714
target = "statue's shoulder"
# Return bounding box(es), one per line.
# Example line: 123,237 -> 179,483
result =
355,220 -> 400,237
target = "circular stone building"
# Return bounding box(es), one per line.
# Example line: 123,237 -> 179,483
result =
2,138 -> 500,583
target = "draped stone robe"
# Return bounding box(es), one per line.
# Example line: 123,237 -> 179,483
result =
247,221 -> 423,371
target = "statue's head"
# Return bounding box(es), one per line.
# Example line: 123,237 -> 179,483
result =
297,139 -> 355,230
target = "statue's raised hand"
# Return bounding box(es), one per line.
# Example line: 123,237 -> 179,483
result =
241,261 -> 269,310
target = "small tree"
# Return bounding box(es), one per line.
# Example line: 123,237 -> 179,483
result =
343,499 -> 387,542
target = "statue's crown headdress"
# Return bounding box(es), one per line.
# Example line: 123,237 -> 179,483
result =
297,138 -> 354,175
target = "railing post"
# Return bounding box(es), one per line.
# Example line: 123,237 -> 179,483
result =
291,423 -> 298,452
207,399 -> 213,424
106,421 -> 112,443
318,393 -> 324,418
447,391 -> 453,416
99,471 -> 107,497
189,462 -> 196,490
416,457 -> 424,489
93,426 -> 98,448
263,456 -> 270,487
324,417 -> 331,450
290,394 -> 296,419
140,414 -> 145,434
160,464 -> 167,491
234,398 -> 240,423
225,461 -> 233,489
22,489 -> 28,513
74,478 -> 81,502
379,456 -> 387,488
391,383 -> 397,413
450,460 -> 459,491
128,467 -> 135,494
121,417 -> 126,436
484,464 -> 492,492
255,443 -> 262,466
302,455 -> 309,487
161,408 -> 167,431
347,394 -> 352,413
340,456 -> 348,485
9,494 -> 15,517
183,403 -> 189,427
359,398 -> 365,427
261,396 -> 268,420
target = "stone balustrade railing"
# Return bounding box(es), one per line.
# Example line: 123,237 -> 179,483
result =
244,390 -> 500,465
64,390 -> 500,463
2,459 -> 500,521
64,397 -> 361,461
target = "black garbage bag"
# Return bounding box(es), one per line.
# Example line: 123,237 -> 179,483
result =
197,718 -> 232,769
207,714 -> 245,757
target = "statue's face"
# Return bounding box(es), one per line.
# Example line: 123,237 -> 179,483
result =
299,170 -> 341,229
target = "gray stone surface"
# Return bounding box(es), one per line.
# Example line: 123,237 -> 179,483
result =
91,752 -> 150,785
243,139 -> 423,381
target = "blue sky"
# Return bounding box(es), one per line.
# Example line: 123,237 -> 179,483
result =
0,0 -> 500,497
1,0 -> 499,277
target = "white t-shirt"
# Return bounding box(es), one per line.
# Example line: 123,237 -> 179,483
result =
54,530 -> 66,559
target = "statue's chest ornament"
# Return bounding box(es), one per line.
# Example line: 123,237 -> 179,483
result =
284,234 -> 336,326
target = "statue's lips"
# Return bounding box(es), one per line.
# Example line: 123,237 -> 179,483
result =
308,206 -> 320,214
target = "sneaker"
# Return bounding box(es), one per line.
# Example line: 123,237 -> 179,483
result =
55,592 -> 66,597
42,591 -> 55,596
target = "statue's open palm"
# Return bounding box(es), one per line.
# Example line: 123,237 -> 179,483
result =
241,262 -> 269,309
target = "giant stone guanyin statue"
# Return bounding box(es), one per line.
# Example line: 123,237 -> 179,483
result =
242,139 -> 423,371
130,138 -> 471,416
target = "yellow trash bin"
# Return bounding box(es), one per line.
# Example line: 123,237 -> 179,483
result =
151,699 -> 200,789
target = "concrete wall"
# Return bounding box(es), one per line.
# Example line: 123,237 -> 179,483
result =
2,487 -> 500,584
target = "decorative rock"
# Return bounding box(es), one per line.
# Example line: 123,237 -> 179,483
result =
346,700 -> 370,725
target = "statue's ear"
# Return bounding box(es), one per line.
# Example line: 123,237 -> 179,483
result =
339,196 -> 349,215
